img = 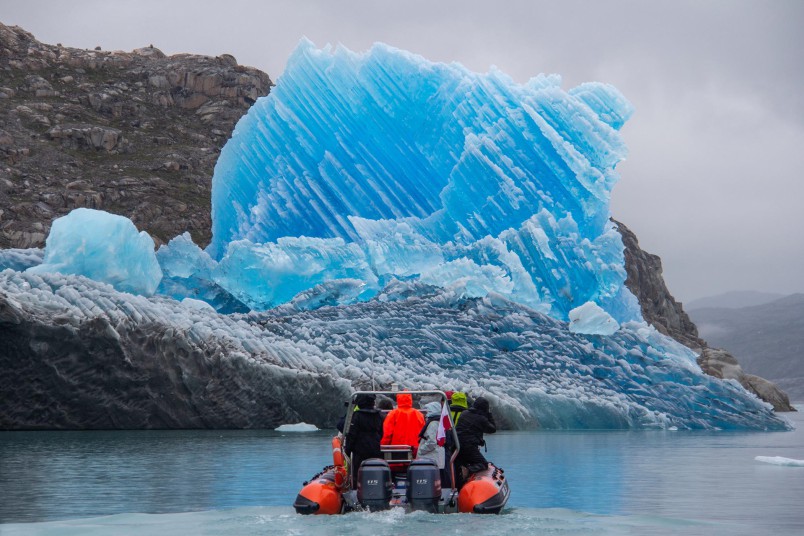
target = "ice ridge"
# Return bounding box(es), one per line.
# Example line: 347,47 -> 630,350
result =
0,270 -> 789,431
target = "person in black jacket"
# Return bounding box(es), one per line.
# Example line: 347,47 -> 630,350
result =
454,397 -> 496,481
343,393 -> 385,487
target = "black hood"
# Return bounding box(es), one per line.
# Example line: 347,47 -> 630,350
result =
472,397 -> 489,412
355,393 -> 376,410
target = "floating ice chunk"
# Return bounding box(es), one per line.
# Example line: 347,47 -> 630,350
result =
569,301 -> 620,335
27,208 -> 162,296
755,456 -> 804,467
275,423 -> 320,432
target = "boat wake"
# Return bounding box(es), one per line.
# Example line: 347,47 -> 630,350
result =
0,505 -> 750,536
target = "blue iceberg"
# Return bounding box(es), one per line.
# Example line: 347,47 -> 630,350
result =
26,208 -> 162,296
207,40 -> 638,319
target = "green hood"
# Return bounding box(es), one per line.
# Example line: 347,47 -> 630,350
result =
450,391 -> 468,409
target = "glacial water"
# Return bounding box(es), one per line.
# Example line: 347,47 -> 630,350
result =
1,407 -> 802,535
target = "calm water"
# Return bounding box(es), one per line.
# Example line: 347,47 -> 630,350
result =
1,407 -> 802,535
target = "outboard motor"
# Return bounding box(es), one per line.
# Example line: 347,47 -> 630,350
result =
357,458 -> 393,510
406,459 -> 441,512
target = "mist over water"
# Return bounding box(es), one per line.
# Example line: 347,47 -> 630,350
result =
1,408 -> 803,535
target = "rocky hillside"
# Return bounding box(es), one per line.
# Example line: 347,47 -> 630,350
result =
0,22 -> 271,248
616,221 -> 793,411
0,22 -> 792,414
690,294 -> 804,402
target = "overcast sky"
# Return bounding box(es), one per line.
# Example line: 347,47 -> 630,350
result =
5,0 -> 803,303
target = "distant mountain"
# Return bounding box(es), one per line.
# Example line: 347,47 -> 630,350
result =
686,291 -> 786,311
689,294 -> 804,401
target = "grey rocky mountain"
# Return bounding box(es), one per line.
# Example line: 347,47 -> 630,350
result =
0,22 -> 793,429
0,22 -> 271,248
686,291 -> 786,311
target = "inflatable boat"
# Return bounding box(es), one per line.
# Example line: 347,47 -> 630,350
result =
293,390 -> 510,514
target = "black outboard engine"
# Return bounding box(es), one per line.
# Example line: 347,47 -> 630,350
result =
406,459 -> 442,512
357,458 -> 393,510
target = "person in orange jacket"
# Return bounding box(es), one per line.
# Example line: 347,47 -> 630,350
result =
381,392 -> 425,455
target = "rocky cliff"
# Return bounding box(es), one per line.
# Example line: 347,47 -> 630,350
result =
616,220 -> 794,411
0,22 -> 271,248
0,22 -> 792,419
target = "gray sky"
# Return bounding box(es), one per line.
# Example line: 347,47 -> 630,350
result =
4,0 -> 803,303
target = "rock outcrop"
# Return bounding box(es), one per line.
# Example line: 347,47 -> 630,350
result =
0,22 -> 272,248
616,220 -> 794,411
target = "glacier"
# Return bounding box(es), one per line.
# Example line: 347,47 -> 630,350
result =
0,40 -> 791,431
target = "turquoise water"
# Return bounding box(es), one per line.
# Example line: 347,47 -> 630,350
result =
1,407 -> 802,535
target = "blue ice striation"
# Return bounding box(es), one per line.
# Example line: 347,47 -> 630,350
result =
206,40 -> 640,319
0,41 -> 789,430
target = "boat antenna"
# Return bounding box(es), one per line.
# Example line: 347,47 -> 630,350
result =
370,347 -> 375,390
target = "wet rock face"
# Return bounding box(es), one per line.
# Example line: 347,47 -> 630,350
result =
0,22 -> 272,249
616,220 -> 794,412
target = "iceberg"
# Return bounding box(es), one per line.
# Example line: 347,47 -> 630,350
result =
276,423 -> 320,432
207,40 -> 639,319
0,248 -> 44,272
156,233 -> 248,314
0,41 -> 788,431
27,208 -> 162,296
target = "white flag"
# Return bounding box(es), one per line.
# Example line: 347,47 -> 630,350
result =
437,402 -> 451,446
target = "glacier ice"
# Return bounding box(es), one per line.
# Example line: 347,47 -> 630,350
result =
207,40 -> 639,319
275,423 -> 320,432
569,301 -> 620,335
0,270 -> 789,431
156,232 -> 248,313
27,208 -> 162,296
0,248 -> 43,272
